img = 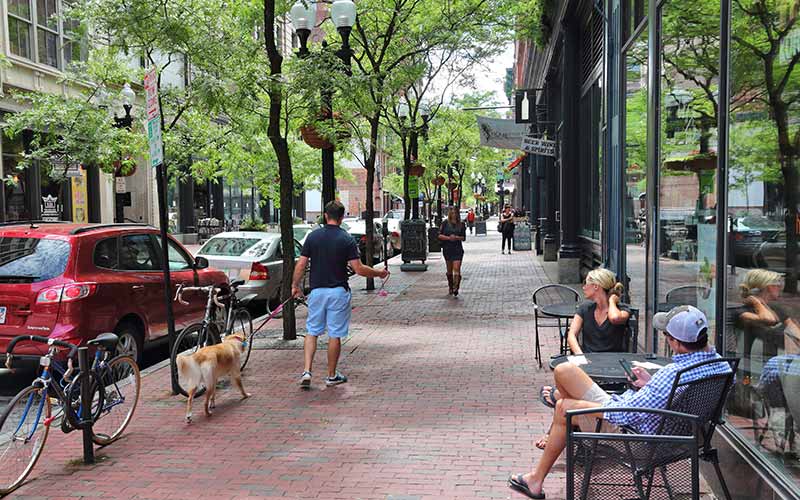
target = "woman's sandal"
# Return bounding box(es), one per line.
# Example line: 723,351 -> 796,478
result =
508,474 -> 546,499
538,386 -> 557,409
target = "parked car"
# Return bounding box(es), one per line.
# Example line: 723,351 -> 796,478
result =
753,232 -> 800,273
293,224 -> 314,245
384,209 -> 405,221
0,222 -> 227,364
344,220 -> 385,263
376,217 -> 402,256
730,215 -> 784,266
196,231 -> 308,309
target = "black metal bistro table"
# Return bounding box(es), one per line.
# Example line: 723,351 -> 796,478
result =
549,352 -> 672,393
539,302 -> 579,358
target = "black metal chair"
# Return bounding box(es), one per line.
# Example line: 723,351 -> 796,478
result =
532,284 -> 579,368
664,285 -> 712,307
565,357 -> 739,500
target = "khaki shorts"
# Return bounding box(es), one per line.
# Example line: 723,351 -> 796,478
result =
572,382 -> 618,432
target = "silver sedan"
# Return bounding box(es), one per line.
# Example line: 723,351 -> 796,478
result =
196,232 -> 308,309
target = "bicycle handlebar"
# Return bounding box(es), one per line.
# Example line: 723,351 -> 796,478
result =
5,335 -> 79,370
174,284 -> 227,308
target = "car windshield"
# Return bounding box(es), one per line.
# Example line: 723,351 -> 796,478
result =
293,228 -> 311,240
739,216 -> 783,230
199,237 -> 263,256
0,237 -> 70,282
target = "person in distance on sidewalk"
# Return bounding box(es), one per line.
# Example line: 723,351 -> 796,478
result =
438,207 -> 467,297
500,205 -> 515,254
292,200 -> 389,388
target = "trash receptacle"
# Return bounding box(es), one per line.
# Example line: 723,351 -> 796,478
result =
401,219 -> 428,263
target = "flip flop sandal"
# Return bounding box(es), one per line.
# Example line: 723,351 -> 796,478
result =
508,474 -> 546,499
538,386 -> 557,409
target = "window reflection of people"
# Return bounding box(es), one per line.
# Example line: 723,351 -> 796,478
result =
738,269 -> 800,358
755,354 -> 800,454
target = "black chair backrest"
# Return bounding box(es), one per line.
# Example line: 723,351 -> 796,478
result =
660,357 -> 739,449
532,284 -> 579,308
664,285 -> 712,307
621,307 -> 639,353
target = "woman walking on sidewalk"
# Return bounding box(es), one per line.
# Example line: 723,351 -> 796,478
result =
500,205 -> 515,254
439,207 -> 467,296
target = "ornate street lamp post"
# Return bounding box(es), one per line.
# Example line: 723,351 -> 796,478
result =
111,83 -> 135,223
291,0 -> 356,209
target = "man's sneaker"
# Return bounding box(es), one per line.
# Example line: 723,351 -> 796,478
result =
300,371 -> 312,388
325,372 -> 348,386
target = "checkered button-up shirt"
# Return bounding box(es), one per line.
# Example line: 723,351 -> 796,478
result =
602,348 -> 731,434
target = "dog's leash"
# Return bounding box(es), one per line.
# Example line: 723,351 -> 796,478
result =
248,296 -> 301,341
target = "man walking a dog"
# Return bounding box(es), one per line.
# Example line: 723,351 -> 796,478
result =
292,200 -> 389,387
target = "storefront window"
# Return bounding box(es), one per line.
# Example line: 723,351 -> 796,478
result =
1,134 -> 31,222
624,27 -> 648,315
578,81 -> 602,240
657,0 -> 720,353
724,0 -> 800,483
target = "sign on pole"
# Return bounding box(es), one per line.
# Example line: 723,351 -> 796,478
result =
521,135 -> 557,157
144,68 -> 164,167
408,176 -> 419,199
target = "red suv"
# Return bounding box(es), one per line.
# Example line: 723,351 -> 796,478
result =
0,222 -> 228,363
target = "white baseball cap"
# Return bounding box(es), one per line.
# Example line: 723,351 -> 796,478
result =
653,305 -> 708,343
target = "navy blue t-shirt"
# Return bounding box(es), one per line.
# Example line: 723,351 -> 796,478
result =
301,224 -> 360,290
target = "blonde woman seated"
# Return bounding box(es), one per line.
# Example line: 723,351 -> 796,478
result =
739,269 -> 800,357
537,268 -> 631,448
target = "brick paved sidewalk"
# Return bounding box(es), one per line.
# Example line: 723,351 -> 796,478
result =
10,231 -> 567,500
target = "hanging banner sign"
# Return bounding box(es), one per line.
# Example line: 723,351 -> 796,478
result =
476,116 -> 529,150
521,135 -> 557,157
71,169 -> 88,223
144,68 -> 164,167
408,176 -> 419,199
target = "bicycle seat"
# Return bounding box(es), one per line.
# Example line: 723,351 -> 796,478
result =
230,279 -> 246,289
87,333 -> 119,351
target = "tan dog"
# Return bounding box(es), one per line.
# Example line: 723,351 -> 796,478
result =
176,332 -> 251,423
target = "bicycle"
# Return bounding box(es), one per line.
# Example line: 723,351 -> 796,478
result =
171,280 -> 255,397
0,333 -> 141,495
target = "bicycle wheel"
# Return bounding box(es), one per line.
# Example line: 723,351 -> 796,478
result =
0,386 -> 51,495
170,323 -> 220,397
92,355 -> 141,445
231,308 -> 253,371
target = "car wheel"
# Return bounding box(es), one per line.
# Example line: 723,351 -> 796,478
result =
114,322 -> 143,365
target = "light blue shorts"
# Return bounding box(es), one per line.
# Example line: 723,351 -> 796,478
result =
306,287 -> 352,339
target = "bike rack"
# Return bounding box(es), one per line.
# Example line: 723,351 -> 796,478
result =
77,347 -> 95,465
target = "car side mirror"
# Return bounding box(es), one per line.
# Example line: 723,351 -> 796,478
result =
194,256 -> 209,270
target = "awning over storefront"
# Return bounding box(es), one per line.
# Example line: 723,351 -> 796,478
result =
505,154 -> 527,172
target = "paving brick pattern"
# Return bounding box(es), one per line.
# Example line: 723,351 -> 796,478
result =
9,230 -> 569,500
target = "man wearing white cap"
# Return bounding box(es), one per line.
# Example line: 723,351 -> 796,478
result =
509,305 -> 732,499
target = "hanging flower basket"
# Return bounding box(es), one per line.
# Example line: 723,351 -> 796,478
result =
432,176 -> 446,186
409,162 -> 426,177
447,181 -> 458,190
300,112 -> 351,150
113,158 -> 137,177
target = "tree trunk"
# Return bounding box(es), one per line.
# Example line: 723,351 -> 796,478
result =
264,0 -> 295,339
403,148 -> 411,220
